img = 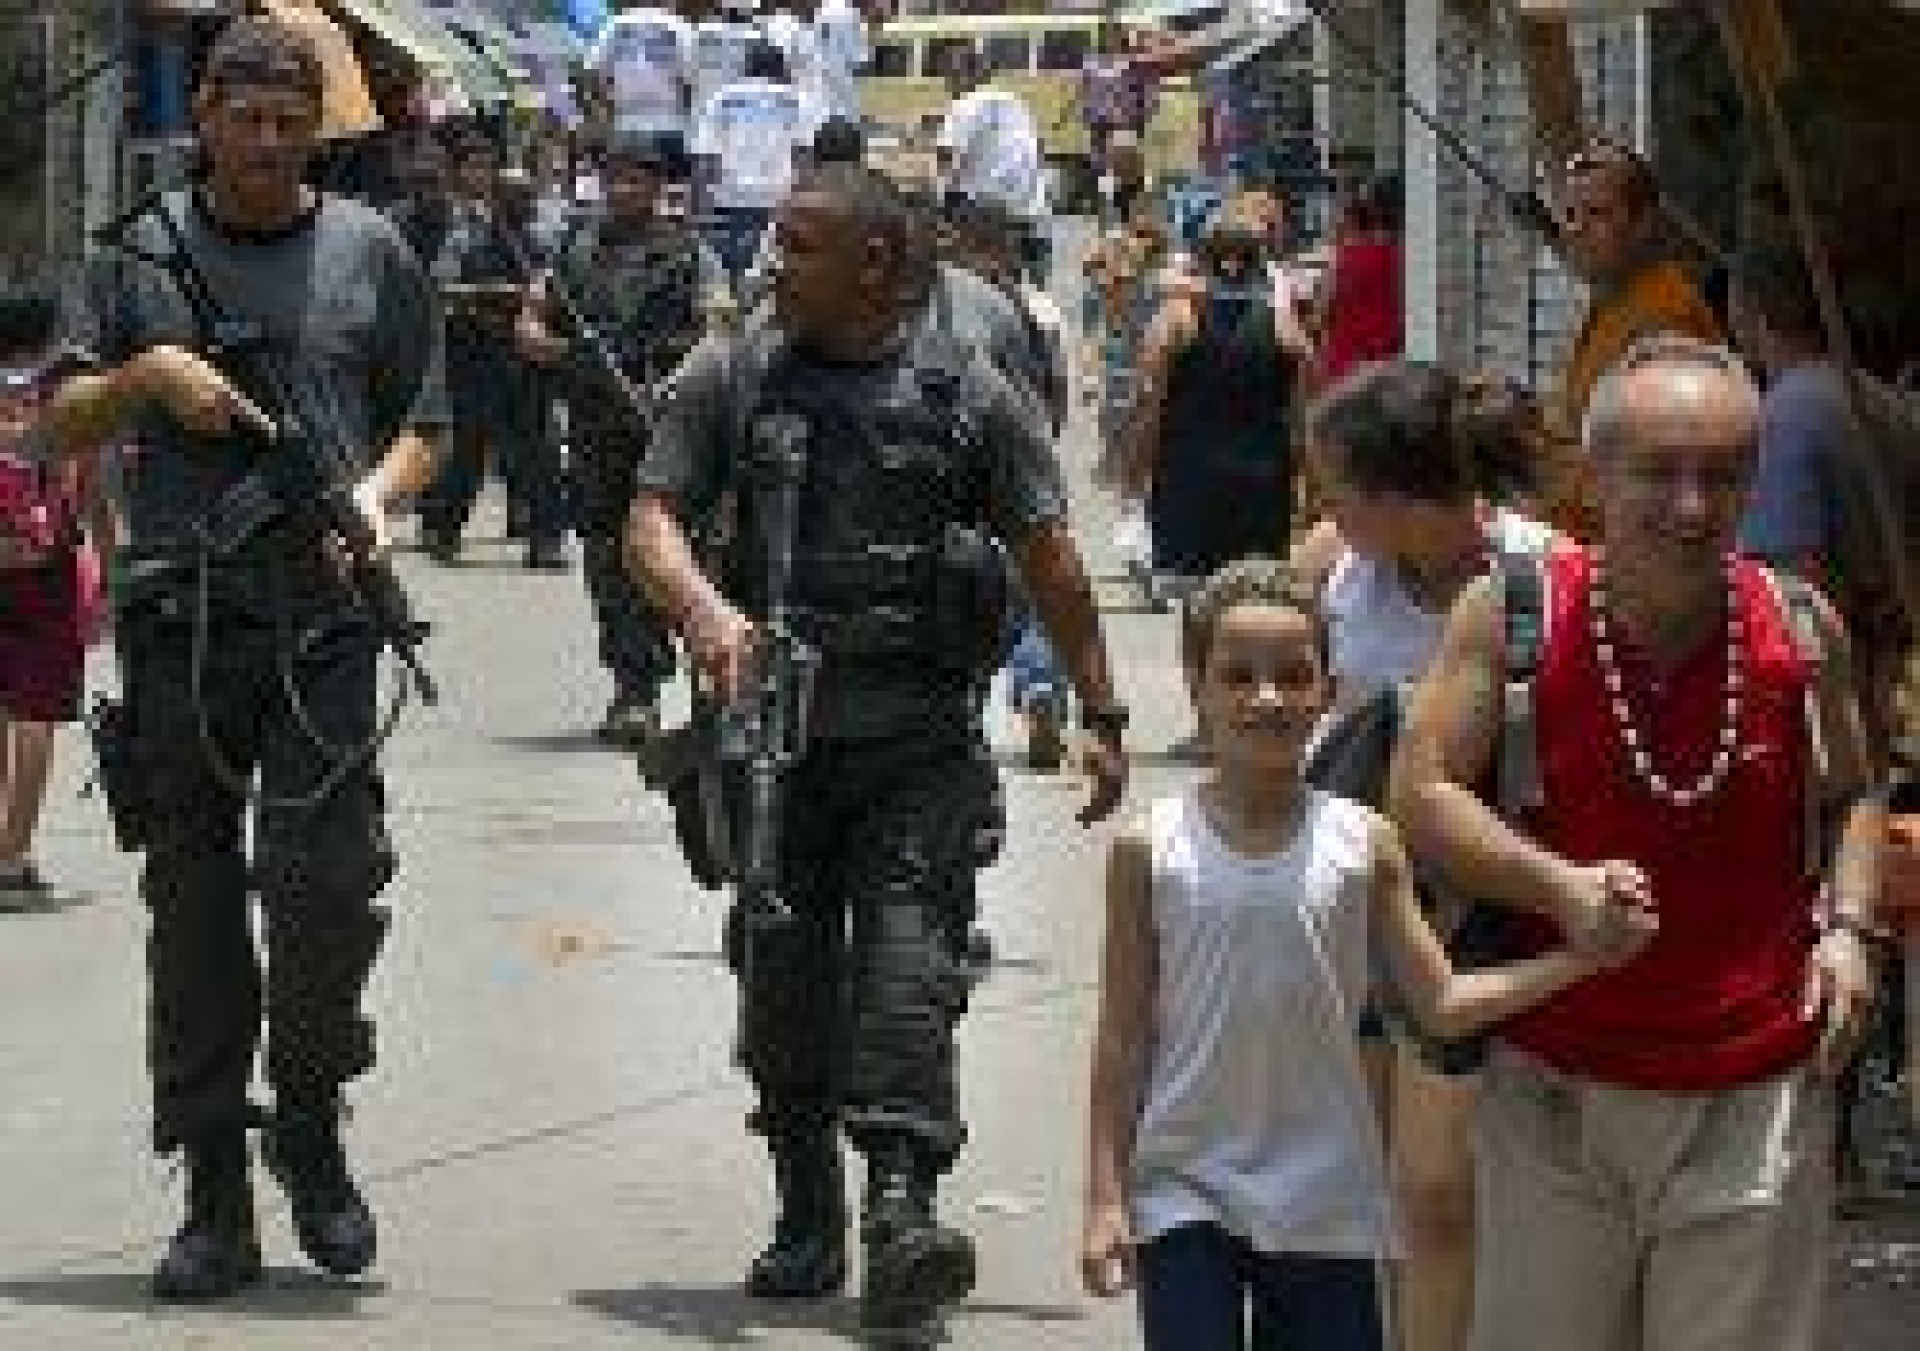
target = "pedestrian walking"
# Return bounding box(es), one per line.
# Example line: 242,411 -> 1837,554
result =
418,132 -> 561,567
1081,557 -> 1647,1351
1289,361 -> 1556,1351
1544,139 -> 1721,540
0,283 -> 109,910
518,136 -> 727,746
631,162 -> 1127,1342
35,14 -> 446,1300
1123,211 -> 1307,596
1392,337 -> 1889,1351
691,41 -> 822,287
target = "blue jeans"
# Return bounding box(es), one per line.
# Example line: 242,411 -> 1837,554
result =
1004,609 -> 1066,719
1137,1223 -> 1385,1351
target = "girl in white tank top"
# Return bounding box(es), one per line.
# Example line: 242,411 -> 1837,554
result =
1080,560 -> 1639,1350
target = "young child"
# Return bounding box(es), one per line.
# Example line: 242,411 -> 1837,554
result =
0,282 -> 107,909
1080,558 -> 1652,1350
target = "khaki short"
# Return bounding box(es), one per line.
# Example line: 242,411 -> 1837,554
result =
1471,1048 -> 1834,1351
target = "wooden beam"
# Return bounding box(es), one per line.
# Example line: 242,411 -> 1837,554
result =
1516,13 -> 1585,168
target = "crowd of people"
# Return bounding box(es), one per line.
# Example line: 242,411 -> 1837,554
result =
0,6 -> 1916,1351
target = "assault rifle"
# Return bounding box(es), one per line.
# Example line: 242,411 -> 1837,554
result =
495,224 -> 663,427
94,190 -> 437,703
719,413 -> 820,941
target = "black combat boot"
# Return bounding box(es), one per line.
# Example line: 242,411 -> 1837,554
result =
262,1099 -> 377,1277
152,1127 -> 262,1302
859,1146 -> 976,1342
745,1129 -> 849,1298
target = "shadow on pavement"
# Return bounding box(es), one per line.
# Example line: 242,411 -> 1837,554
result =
0,891 -> 97,918
0,1267 -> 386,1320
574,1285 -> 1089,1347
489,730 -> 625,755
573,1284 -> 859,1345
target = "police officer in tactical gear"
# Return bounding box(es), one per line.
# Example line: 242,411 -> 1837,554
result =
38,17 -> 445,1301
518,137 -> 725,745
632,162 -> 1127,1338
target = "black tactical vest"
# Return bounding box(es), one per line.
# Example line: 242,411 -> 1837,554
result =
555,216 -> 706,425
728,300 -> 1006,685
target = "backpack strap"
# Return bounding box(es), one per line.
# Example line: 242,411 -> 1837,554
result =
1757,563 -> 1831,879
1495,546 -> 1548,818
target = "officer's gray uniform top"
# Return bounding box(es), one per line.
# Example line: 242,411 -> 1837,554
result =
637,270 -> 1069,742
73,191 -> 447,598
70,191 -> 447,1153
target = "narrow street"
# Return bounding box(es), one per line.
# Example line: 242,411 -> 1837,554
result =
0,382 -> 1913,1345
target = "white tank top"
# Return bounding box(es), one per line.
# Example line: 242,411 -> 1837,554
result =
1322,508 -> 1555,706
1130,789 -> 1400,1258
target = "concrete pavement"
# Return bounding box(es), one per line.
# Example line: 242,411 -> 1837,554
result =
0,364 -> 1912,1349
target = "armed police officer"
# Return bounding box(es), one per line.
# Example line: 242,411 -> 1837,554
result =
631,162 -> 1127,1341
517,137 -> 727,745
37,17 -> 445,1301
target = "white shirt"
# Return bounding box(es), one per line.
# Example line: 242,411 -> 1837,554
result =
813,0 -> 870,122
591,9 -> 693,136
693,78 -> 822,212
1132,790 -> 1399,1259
760,9 -> 825,110
937,88 -> 1048,220
688,18 -> 758,114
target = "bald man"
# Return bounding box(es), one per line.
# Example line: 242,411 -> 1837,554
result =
1392,338 -> 1887,1351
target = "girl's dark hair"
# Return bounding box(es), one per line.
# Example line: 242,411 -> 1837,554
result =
197,16 -> 325,106
1309,360 -> 1542,505
0,282 -> 61,362
1182,557 -> 1329,678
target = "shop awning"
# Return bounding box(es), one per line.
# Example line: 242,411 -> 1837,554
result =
413,1 -> 542,110
1203,10 -> 1309,74
321,0 -> 514,110
257,0 -> 383,139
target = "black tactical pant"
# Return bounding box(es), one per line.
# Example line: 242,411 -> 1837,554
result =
423,338 -> 566,546
574,429 -> 675,703
729,732 -> 1002,1170
118,601 -> 395,1153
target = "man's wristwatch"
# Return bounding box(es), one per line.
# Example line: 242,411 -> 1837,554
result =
1080,704 -> 1131,741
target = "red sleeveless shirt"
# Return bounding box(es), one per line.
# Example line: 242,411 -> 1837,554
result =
1500,547 -> 1820,1089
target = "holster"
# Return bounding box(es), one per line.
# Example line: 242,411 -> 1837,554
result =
640,710 -> 736,892
85,693 -> 156,853
928,523 -> 1014,680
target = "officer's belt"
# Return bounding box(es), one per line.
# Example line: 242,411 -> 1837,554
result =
792,603 -> 930,659
787,544 -> 937,594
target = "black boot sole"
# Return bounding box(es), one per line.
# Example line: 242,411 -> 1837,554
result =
152,1240 -> 263,1303
262,1134 -> 378,1278
288,1215 -> 377,1278
744,1245 -> 849,1300
859,1228 -> 976,1342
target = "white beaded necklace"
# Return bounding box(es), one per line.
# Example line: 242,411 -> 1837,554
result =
1587,552 -> 1745,807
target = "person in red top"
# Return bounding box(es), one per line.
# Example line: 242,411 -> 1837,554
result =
0,284 -> 109,910
1390,336 -> 1889,1351
1310,178 -> 1403,393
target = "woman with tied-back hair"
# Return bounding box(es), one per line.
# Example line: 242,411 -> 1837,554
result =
1288,359 -> 1558,1351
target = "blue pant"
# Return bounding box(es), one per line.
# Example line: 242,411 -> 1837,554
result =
1137,1223 -> 1384,1351
1004,609 -> 1066,718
